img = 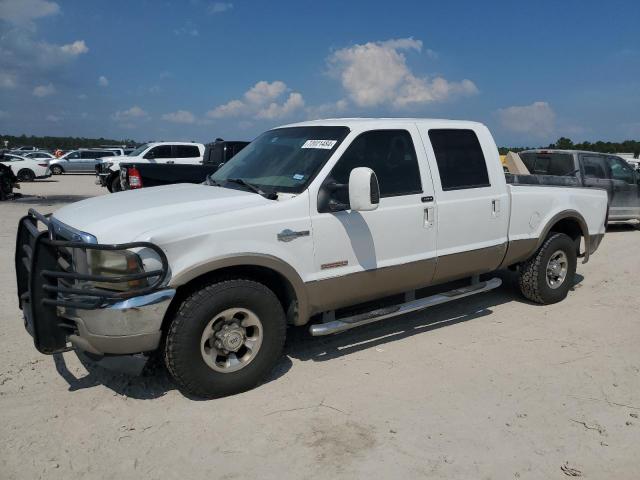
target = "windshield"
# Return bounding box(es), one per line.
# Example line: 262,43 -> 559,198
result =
128,144 -> 150,157
210,126 -> 349,194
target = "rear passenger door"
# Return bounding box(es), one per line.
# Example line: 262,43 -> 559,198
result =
607,156 -> 640,219
579,154 -> 613,203
172,145 -> 202,164
420,127 -> 509,283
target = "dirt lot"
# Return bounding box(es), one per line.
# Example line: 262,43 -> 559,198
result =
1,175 -> 639,479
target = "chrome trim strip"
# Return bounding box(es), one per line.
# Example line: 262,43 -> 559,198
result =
49,216 -> 97,244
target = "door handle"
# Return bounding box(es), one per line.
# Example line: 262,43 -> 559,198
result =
424,206 -> 434,228
492,199 -> 501,217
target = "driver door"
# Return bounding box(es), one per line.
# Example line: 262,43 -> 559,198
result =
308,126 -> 437,311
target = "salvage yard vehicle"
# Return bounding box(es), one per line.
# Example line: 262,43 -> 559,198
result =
48,149 -> 118,175
95,142 -> 205,193
0,162 -> 18,200
0,153 -> 51,181
15,119 -> 608,398
119,140 -> 249,190
519,149 -> 640,222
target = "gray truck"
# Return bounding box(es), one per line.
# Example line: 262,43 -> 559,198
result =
518,149 -> 640,222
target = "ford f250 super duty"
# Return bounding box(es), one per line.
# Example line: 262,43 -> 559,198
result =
15,119 -> 608,398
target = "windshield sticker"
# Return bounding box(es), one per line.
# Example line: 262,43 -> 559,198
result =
301,139 -> 337,150
293,174 -> 304,181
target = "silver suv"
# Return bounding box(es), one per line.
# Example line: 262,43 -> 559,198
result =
49,149 -> 118,174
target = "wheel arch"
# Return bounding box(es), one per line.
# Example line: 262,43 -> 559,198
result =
164,255 -> 310,330
537,210 -> 590,263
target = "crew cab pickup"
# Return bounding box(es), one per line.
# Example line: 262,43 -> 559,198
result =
519,149 -> 640,222
95,142 -> 205,192
119,140 -> 248,190
15,119 -> 608,398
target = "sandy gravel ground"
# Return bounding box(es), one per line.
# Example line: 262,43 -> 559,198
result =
1,175 -> 639,479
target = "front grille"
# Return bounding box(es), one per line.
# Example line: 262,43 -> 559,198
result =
15,209 -> 169,354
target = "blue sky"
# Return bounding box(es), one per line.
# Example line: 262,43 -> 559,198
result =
0,0 -> 639,146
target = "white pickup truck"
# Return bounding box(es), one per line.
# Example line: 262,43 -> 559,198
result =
16,118 -> 608,398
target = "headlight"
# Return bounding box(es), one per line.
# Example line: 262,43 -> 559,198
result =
86,249 -> 147,291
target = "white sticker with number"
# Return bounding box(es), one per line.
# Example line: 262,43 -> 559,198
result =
301,139 -> 337,150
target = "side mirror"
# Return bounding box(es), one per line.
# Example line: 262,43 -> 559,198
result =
348,167 -> 380,211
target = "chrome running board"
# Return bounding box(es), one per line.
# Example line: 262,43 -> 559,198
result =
309,277 -> 502,336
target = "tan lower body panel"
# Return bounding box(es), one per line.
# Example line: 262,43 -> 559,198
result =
305,244 -> 509,315
498,238 -> 539,268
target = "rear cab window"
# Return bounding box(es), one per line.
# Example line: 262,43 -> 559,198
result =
519,152 -> 575,176
174,145 -> 201,158
428,129 -> 490,191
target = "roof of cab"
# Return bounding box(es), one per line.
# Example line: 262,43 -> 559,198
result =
277,117 -> 487,130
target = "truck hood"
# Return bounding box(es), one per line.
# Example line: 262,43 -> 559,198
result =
52,183 -> 269,243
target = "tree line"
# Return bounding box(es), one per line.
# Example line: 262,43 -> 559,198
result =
0,134 -> 139,151
2,133 -> 639,158
499,137 -> 640,157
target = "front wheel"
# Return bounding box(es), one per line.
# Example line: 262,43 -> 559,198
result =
110,174 -> 122,192
518,232 -> 577,304
50,165 -> 63,175
164,279 -> 286,398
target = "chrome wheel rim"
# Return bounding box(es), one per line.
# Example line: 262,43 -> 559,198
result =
546,250 -> 568,289
200,308 -> 263,373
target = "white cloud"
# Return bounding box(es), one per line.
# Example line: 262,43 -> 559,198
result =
328,38 -> 477,109
161,110 -> 196,124
257,93 -> 305,120
0,73 -> 17,88
59,40 -> 88,55
306,99 -> 349,120
0,0 -> 59,26
98,75 -> 109,87
207,80 -> 304,120
208,2 -> 233,14
497,101 -> 556,137
112,106 -> 148,121
33,83 -> 56,97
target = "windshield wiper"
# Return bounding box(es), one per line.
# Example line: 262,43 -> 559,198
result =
226,178 -> 277,200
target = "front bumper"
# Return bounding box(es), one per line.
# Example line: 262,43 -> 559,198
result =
16,209 -> 172,356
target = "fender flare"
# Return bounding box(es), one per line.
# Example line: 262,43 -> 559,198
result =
169,253 -> 310,324
536,210 -> 590,263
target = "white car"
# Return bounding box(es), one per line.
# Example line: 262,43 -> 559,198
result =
16,118 -> 608,398
0,153 -> 51,181
95,142 -> 205,192
23,151 -> 56,161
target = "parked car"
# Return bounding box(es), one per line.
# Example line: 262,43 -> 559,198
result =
23,151 -> 55,160
519,149 -> 640,222
120,140 -> 249,190
96,142 -> 205,192
0,153 -> 51,181
15,118 -> 608,398
0,162 -> 18,200
10,146 -> 38,152
48,149 -> 118,174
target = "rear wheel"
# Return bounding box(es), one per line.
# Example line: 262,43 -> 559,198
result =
164,279 -> 286,398
50,165 -> 63,175
518,233 -> 577,304
17,169 -> 35,182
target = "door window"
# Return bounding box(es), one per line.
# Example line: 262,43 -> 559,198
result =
174,145 -> 200,157
149,145 -> 173,159
326,129 -> 422,200
609,156 -> 636,184
428,129 -> 491,190
520,152 -> 575,176
581,155 -> 609,179
66,151 -> 80,159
